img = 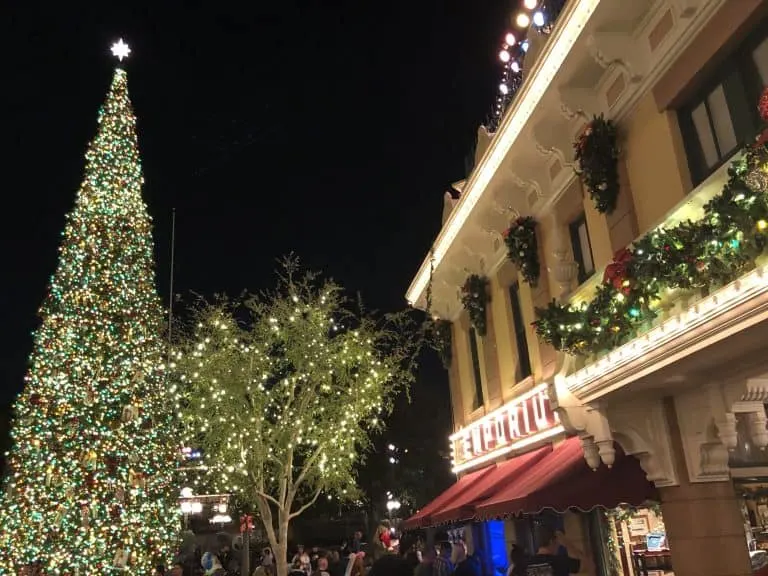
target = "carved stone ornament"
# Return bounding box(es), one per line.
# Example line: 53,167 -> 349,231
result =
552,353 -> 678,486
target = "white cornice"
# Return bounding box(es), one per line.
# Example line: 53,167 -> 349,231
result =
405,0 -> 603,308
565,264 -> 768,404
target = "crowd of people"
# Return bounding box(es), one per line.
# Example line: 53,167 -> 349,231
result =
158,522 -> 587,576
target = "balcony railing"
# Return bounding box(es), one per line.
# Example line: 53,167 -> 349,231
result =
534,140 -> 768,363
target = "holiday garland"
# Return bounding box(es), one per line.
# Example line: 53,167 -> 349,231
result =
534,138 -> 768,357
461,274 -> 490,337
504,216 -> 541,286
575,115 -> 620,214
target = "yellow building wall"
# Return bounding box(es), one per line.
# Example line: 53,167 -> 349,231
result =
453,87 -> 696,433
489,273 -> 516,398
623,92 -> 692,233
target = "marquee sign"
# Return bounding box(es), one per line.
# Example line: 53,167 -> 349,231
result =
449,384 -> 560,471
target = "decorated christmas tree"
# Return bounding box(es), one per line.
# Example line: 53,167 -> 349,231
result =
0,42 -> 180,573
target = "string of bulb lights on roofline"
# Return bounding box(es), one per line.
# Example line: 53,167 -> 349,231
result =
486,0 -> 568,133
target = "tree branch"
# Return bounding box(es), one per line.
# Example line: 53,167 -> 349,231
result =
291,445 -> 323,499
289,487 -> 323,520
250,471 -> 283,509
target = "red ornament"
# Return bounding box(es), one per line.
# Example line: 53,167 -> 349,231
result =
603,248 -> 633,290
759,87 -> 768,123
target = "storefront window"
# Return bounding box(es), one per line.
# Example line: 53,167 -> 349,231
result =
736,481 -> 768,573
604,505 -> 673,576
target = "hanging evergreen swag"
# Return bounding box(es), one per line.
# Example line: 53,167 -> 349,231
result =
431,320 -> 453,369
461,274 -> 490,337
574,114 -> 620,214
504,216 -> 540,286
534,139 -> 768,357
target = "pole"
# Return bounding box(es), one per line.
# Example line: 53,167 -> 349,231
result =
168,208 -> 176,363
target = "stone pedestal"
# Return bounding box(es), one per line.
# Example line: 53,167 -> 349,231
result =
658,481 -> 750,576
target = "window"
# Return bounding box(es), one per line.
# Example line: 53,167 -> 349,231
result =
679,25 -> 768,184
509,283 -> 532,382
468,328 -> 484,410
569,213 -> 594,285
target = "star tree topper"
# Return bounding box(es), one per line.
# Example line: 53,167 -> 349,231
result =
111,39 -> 131,61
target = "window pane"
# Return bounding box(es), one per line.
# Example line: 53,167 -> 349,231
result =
578,223 -> 594,276
691,101 -> 719,168
509,284 -> 532,381
753,36 -> 768,84
707,84 -> 737,156
469,328 -> 484,409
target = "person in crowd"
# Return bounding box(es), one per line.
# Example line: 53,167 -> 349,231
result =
524,526 -> 589,576
399,533 -> 421,573
261,548 -> 273,568
349,531 -> 364,554
371,523 -> 389,560
468,550 -> 484,576
368,555 -> 414,576
452,542 -> 478,576
311,556 -> 331,576
507,544 -> 527,576
343,552 -> 366,576
415,546 -> 436,576
328,550 -> 345,576
168,561 -> 185,576
216,535 -> 238,574
433,541 -> 454,576
289,559 -> 308,576
292,545 -> 312,574
201,552 -> 228,576
310,547 -> 321,571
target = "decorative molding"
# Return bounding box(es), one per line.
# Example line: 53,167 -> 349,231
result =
580,435 -> 602,470
675,386 -> 731,482
669,0 -> 703,19
587,32 -> 643,82
746,412 -> 768,451
608,399 -> 679,487
743,378 -> 768,402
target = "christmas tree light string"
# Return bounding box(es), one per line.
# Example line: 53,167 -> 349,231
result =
0,43 -> 180,574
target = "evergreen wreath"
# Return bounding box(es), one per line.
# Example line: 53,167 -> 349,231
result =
574,114 -> 620,214
534,139 -> 768,357
504,216 -> 540,286
461,274 -> 490,337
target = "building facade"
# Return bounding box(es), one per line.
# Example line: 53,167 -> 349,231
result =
405,1 -> 768,576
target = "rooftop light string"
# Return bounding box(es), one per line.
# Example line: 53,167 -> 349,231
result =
486,0 -> 568,133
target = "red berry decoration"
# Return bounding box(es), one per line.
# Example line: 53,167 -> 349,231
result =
759,87 -> 768,123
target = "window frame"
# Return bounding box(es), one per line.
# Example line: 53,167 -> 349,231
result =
508,282 -> 532,382
678,24 -> 768,185
569,213 -> 595,285
468,327 -> 485,410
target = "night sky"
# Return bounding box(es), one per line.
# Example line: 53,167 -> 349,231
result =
2,1 -> 509,441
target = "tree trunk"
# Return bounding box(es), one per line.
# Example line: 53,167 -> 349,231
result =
275,514 -> 291,576
274,540 -> 288,576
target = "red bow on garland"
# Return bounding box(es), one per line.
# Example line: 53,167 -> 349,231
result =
603,248 -> 633,291
759,87 -> 768,123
